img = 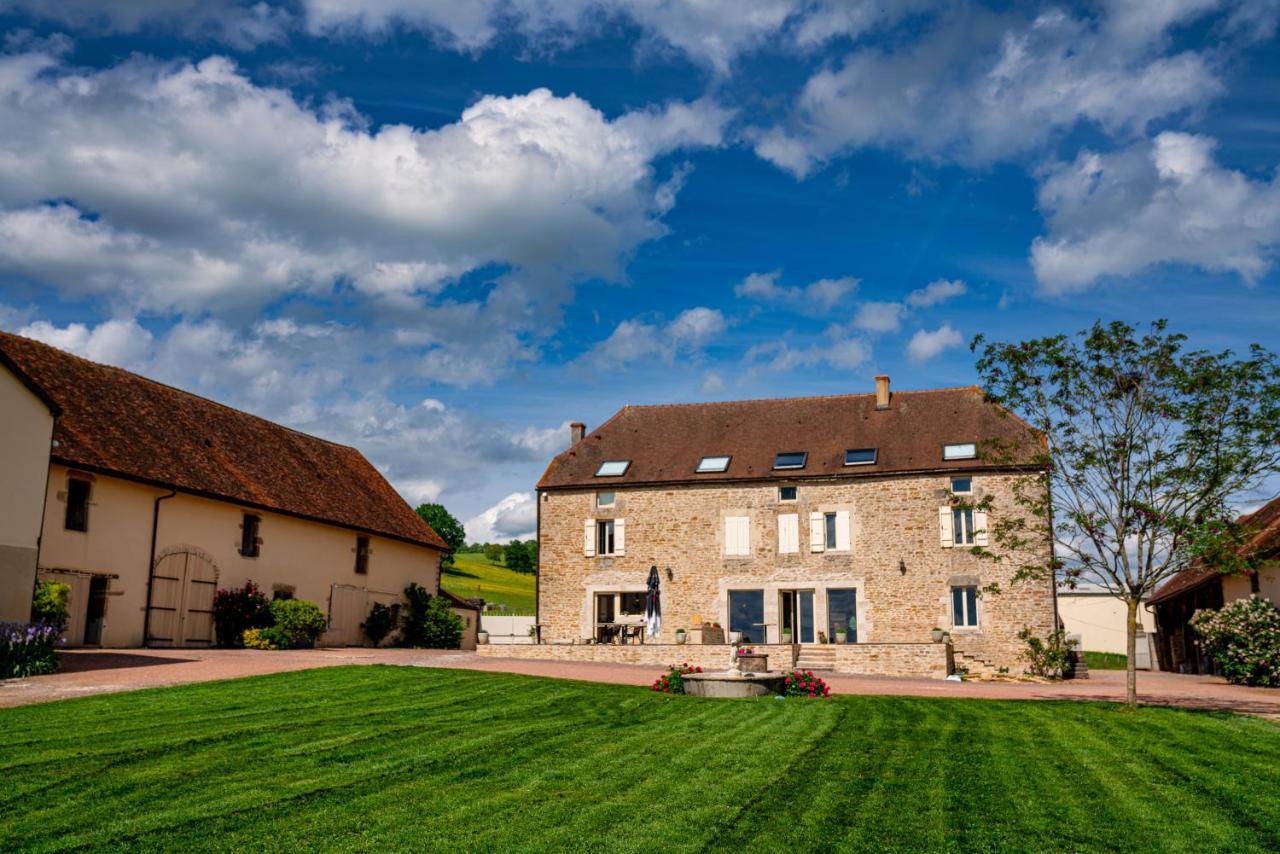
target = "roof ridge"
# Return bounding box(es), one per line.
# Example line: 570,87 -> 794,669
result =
0,329 -> 356,452
622,385 -> 982,410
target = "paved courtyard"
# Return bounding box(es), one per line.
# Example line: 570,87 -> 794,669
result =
3,647 -> 1278,717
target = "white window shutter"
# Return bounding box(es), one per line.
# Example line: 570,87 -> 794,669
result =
939,508 -> 954,548
835,510 -> 851,551
741,517 -> 750,555
973,511 -> 989,547
809,512 -> 825,552
778,514 -> 798,554
614,518 -> 626,556
726,516 -> 749,556
584,519 -> 596,557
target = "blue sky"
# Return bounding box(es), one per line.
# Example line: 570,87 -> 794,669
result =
1,1 -> 1278,540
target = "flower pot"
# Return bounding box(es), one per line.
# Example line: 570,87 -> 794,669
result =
477,631 -> 489,645
781,632 -> 793,644
931,629 -> 944,643
675,632 -> 687,645
835,632 -> 848,645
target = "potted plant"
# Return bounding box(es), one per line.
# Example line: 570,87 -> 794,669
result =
931,627 -> 945,643
835,628 -> 848,644
728,630 -> 743,644
477,629 -> 489,645
781,628 -> 793,644
675,628 -> 687,645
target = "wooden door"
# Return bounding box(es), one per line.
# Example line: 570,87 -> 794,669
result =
327,584 -> 368,646
147,548 -> 218,647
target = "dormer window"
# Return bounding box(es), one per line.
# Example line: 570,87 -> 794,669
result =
943,443 -> 976,460
696,455 -> 731,473
773,452 -> 807,470
844,448 -> 877,466
595,460 -> 630,477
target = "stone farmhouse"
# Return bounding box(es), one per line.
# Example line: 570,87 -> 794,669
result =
0,331 -> 477,649
532,377 -> 1058,676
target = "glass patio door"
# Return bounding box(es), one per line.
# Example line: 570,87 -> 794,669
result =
779,590 -> 815,643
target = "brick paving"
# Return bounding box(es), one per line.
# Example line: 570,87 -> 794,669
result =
2,648 -> 1278,718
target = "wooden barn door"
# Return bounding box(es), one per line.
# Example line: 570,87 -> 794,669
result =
327,584 -> 368,647
147,548 -> 218,648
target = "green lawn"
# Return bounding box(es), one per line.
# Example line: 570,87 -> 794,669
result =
1084,651 -> 1130,670
440,551 -> 536,613
3,668 -> 1279,852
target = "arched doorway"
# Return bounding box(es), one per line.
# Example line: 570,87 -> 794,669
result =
146,546 -> 219,648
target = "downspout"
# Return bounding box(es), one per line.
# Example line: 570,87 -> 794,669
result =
30,432 -> 58,622
535,489 -> 542,643
141,488 -> 177,647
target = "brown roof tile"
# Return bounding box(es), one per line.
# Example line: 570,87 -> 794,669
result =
0,331 -> 446,550
538,386 -> 1044,490
1150,495 -> 1280,604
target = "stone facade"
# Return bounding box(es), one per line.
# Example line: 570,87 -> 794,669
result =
475,641 -> 953,678
537,471 -> 1056,674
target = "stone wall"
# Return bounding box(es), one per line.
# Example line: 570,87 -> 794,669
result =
537,470 -> 1056,673
475,641 -> 952,678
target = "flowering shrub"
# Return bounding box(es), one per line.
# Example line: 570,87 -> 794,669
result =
652,663 -> 702,694
32,581 -> 71,634
212,581 -> 272,647
242,627 -> 278,650
1191,596 -> 1280,687
783,670 -> 831,698
1,621 -> 62,679
1018,626 -> 1072,679
736,647 -> 756,656
269,599 -> 329,649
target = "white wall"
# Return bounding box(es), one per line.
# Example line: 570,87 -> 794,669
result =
480,614 -> 537,644
0,366 -> 54,621
1057,588 -> 1156,655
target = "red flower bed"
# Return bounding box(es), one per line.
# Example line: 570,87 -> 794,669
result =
783,669 -> 832,698
652,662 -> 703,694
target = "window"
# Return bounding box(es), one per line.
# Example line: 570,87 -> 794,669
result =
354,536 -> 370,574
596,519 -> 616,555
724,516 -> 751,556
953,508 -> 975,545
824,512 -> 838,549
728,590 -> 765,643
828,588 -> 858,643
943,442 -> 977,460
777,514 -> 799,554
240,513 -> 261,557
620,592 -> 646,615
272,585 -> 295,601
951,477 -> 973,494
64,478 -> 91,532
844,448 -> 877,466
597,491 -> 615,507
773,451 -> 807,470
595,460 -> 630,477
779,485 -> 798,502
696,455 -> 731,473
952,585 -> 979,627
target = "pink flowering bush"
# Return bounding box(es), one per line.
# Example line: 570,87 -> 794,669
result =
652,662 -> 702,694
1191,596 -> 1280,687
783,670 -> 832,698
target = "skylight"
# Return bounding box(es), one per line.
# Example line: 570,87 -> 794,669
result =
595,460 -> 631,477
943,443 -> 977,460
773,451 -> 807,470
696,455 -> 731,473
844,448 -> 877,466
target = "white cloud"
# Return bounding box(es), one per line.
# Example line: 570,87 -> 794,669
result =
852,301 -> 905,332
17,317 -> 154,369
577,307 -> 726,371
734,270 -> 858,310
746,325 -> 870,372
905,278 -> 967,307
701,371 -> 727,395
754,4 -> 1228,175
0,0 -> 292,48
1031,132 -> 1280,291
0,49 -> 727,382
906,323 -> 964,362
464,492 -> 537,543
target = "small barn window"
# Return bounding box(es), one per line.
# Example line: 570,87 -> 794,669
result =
64,478 -> 91,532
355,536 -> 370,574
240,513 -> 261,557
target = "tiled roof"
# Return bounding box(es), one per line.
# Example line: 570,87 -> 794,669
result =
1150,496 -> 1280,604
0,331 -> 447,550
538,386 -> 1044,489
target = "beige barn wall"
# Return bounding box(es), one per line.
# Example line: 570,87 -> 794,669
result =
1222,559 -> 1280,604
538,471 -> 1056,674
38,464 -> 440,647
1057,590 -> 1156,655
0,366 -> 54,621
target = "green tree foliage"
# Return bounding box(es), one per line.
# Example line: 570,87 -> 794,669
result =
504,540 -> 538,574
396,583 -> 464,648
31,580 -> 70,631
483,543 -> 505,565
361,602 -> 400,647
416,503 -> 466,568
972,320 -> 1280,706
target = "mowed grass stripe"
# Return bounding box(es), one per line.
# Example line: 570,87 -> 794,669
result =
3,666 -> 1280,852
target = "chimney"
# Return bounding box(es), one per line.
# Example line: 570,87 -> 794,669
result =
875,375 -> 891,410
570,422 -> 586,445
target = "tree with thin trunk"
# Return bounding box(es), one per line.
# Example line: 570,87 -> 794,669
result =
971,320 -> 1280,707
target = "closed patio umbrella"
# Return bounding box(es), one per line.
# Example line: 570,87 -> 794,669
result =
645,565 -> 661,640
